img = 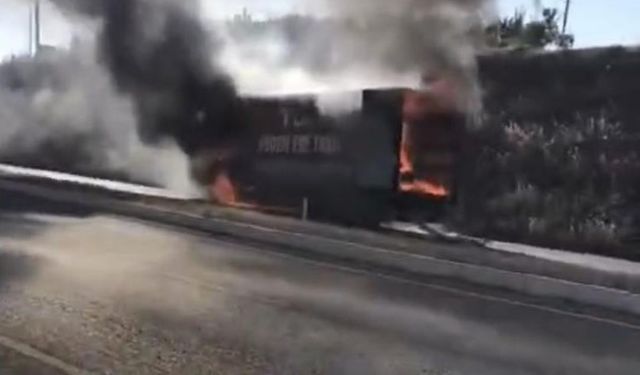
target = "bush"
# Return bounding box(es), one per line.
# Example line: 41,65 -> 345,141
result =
452,112 -> 640,259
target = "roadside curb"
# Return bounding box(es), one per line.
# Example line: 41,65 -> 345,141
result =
2,178 -> 640,316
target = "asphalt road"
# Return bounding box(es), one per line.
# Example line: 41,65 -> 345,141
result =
1,189 -> 640,375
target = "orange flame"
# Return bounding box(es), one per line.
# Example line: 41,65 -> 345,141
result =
209,171 -> 299,215
210,172 -> 238,205
399,131 -> 448,197
400,179 -> 448,197
399,142 -> 413,176
399,88 -> 450,198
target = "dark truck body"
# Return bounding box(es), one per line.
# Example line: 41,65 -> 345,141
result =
221,88 -> 463,225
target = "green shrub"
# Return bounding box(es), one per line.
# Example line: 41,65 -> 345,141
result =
452,113 -> 639,259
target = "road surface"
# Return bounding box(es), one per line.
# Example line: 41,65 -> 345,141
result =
1,188 -> 640,375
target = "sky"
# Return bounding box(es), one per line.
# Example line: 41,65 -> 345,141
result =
1,0 -> 639,60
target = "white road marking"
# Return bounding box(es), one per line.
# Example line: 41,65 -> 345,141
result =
257,243 -> 640,331
0,334 -> 89,375
2,174 -> 639,332
130,215 -> 640,331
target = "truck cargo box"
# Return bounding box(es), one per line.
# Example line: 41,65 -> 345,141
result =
209,88 -> 464,225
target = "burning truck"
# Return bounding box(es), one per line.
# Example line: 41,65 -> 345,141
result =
205,81 -> 465,226
23,0 -> 474,228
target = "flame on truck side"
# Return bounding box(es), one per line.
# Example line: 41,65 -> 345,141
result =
399,84 -> 457,198
210,171 -> 237,205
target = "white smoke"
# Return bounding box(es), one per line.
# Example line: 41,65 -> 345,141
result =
0,42 -> 201,197
213,0 -> 493,115
216,24 -> 420,96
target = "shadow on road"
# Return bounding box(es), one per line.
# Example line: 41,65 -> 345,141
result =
0,185 -> 99,241
0,186 -> 98,218
0,186 -> 88,288
0,214 -> 49,240
0,250 -> 43,290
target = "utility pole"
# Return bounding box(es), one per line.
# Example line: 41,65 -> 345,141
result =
34,0 -> 41,55
28,5 -> 33,55
562,0 -> 571,35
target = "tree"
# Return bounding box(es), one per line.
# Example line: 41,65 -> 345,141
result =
486,7 -> 574,50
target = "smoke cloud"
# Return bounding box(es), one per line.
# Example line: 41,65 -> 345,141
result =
1,0 -> 492,195
0,44 -> 199,194
1,0 -> 244,193
219,0 -> 493,114
51,0 -> 241,156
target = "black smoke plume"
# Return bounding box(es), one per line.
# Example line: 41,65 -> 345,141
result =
53,0 -> 241,156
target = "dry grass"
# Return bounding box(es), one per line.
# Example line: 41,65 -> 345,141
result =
451,113 -> 640,259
